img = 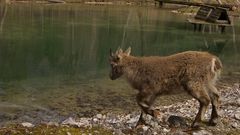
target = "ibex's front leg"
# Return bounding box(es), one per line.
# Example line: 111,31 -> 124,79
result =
136,90 -> 158,126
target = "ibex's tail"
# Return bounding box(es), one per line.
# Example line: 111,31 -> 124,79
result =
214,57 -> 223,72
211,57 -> 222,81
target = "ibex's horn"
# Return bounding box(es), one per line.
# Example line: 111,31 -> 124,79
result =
117,47 -> 123,54
116,47 -> 120,54
110,48 -> 113,57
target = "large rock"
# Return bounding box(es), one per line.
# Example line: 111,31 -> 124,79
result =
192,130 -> 213,135
167,115 -> 188,128
21,122 -> 34,128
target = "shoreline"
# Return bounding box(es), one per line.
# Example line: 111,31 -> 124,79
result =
2,1 -> 240,17
0,80 -> 239,134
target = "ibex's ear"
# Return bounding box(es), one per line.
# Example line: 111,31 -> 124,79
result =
125,47 -> 131,56
110,48 -> 114,57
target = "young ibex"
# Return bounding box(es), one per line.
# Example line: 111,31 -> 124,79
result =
109,47 -> 222,127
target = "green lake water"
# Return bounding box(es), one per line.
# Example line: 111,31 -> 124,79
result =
0,4 -> 239,125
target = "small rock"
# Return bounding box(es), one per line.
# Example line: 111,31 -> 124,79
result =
142,125 -> 149,131
21,122 -> 34,128
237,98 -> 240,106
96,114 -> 102,119
231,122 -> 239,128
93,118 -> 98,122
66,132 -> 71,135
192,130 -> 213,135
234,113 -> 240,120
163,128 -> 170,133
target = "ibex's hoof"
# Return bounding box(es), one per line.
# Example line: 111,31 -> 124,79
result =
191,123 -> 200,129
135,119 -> 146,128
208,118 -> 218,126
191,121 -> 205,129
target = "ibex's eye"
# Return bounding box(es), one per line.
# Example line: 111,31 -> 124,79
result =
113,57 -> 120,62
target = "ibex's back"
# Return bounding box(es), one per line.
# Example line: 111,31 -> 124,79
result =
109,48 -> 222,127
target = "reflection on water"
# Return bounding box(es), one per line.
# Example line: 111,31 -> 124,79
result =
0,4 -> 239,125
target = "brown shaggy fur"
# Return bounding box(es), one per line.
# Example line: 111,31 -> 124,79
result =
109,47 -> 222,127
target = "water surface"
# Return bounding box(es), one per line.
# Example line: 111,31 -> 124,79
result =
0,4 -> 239,125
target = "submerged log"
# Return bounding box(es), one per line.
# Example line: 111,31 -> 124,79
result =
84,2 -> 113,5
47,0 -> 65,3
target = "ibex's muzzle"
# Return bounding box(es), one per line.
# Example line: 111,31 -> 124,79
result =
109,65 -> 123,80
109,72 -> 118,80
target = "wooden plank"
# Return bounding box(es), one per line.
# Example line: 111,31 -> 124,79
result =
195,6 -> 214,20
187,18 -> 232,26
206,8 -> 231,24
207,8 -> 222,23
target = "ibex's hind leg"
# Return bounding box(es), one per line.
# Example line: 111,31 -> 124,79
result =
183,81 -> 211,127
206,83 -> 220,126
136,91 -> 157,126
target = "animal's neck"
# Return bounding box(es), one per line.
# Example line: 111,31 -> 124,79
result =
123,56 -> 142,82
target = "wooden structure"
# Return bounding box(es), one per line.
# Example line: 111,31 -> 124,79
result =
187,6 -> 232,33
154,0 -> 235,10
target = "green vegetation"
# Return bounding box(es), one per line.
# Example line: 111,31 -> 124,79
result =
0,125 -> 113,135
